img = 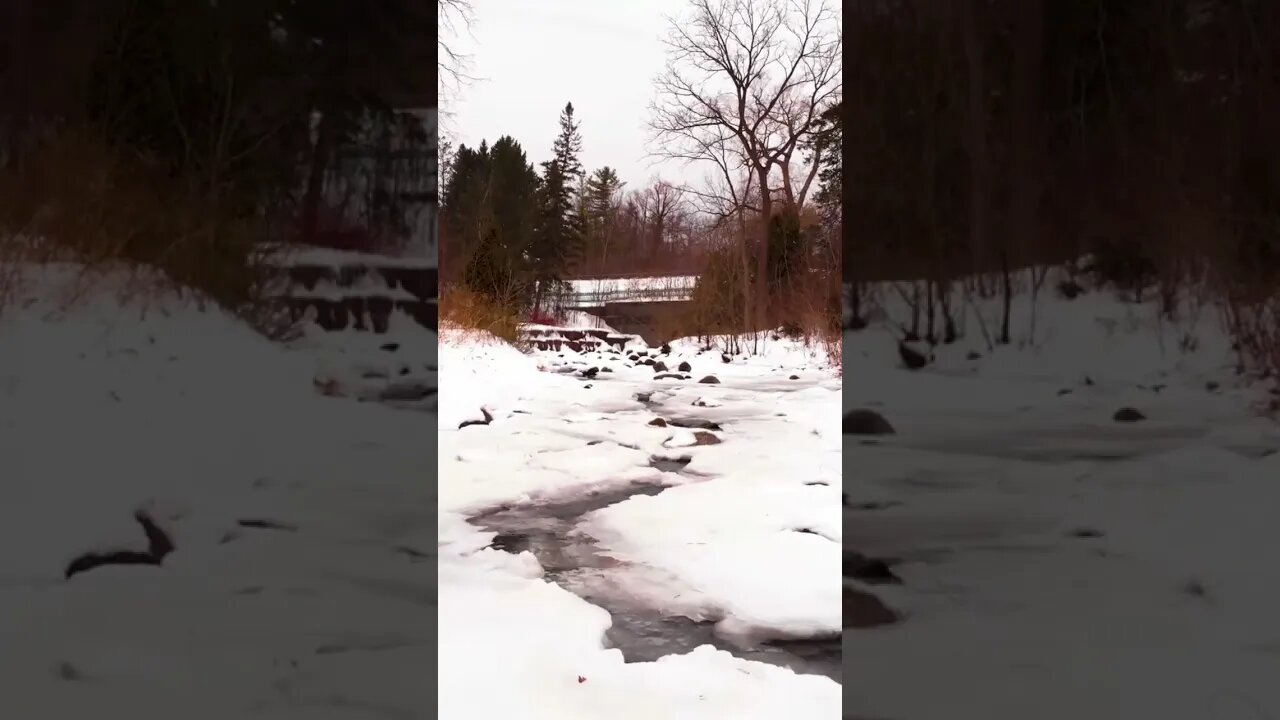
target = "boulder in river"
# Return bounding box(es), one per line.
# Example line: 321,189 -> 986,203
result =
897,341 -> 928,370
699,375 -> 720,384
844,585 -> 898,628
1113,407 -> 1145,423
843,409 -> 895,435
678,361 -> 692,372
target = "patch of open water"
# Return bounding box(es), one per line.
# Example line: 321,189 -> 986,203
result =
469,480 -> 841,682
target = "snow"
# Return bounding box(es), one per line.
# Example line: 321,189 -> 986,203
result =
439,316 -> 842,717
563,275 -> 698,306
262,244 -> 435,269
845,269 -> 1280,719
0,263 -> 431,718
567,275 -> 698,295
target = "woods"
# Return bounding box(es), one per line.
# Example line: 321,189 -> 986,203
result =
847,0 -> 1280,373
0,0 -> 434,326
440,0 -> 842,346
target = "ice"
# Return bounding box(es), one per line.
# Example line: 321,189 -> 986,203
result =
438,318 -> 842,717
844,270 -> 1280,719
0,263 -> 431,717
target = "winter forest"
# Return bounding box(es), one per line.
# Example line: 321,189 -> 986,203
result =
438,0 -> 842,342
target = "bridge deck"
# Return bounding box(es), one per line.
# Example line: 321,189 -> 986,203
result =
563,275 -> 697,308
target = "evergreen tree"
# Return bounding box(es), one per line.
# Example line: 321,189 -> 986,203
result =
441,136 -> 540,304
531,101 -> 586,311
808,101 -> 842,270
582,166 -> 624,267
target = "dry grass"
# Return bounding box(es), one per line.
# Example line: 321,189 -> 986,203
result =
0,128 -> 277,329
439,283 -> 521,344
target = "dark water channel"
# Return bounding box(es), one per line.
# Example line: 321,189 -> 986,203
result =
469,479 -> 842,683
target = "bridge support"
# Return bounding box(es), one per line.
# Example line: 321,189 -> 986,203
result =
579,300 -> 692,345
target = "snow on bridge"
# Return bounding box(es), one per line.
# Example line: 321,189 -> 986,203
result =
563,275 -> 698,308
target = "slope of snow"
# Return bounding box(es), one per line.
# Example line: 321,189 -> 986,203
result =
0,263 -> 432,718
844,270 -> 1280,719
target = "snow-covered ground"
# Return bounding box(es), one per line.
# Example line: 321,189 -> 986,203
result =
0,263 -> 433,718
439,319 -> 842,718
845,271 -> 1280,719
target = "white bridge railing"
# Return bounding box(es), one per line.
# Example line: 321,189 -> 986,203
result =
566,286 -> 692,307
560,275 -> 698,308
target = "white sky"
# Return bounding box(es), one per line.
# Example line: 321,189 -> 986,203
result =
444,0 -> 699,192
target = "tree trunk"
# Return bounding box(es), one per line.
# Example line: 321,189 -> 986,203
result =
738,209 -> 752,336
301,111 -> 337,244
755,166 -> 771,332
1005,0 -> 1045,345
1000,251 -> 1013,344
963,0 -> 991,278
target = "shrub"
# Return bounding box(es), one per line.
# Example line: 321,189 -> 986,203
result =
439,283 -> 521,344
0,128 -> 280,333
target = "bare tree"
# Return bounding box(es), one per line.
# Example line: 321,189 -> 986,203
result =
644,179 -> 684,257
650,0 -> 841,328
438,0 -> 475,139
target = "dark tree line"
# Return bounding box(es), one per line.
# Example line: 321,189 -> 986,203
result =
440,102 -> 727,316
0,0 -> 434,315
441,0 -> 842,339
847,0 -> 1280,365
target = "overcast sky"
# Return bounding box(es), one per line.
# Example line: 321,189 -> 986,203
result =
443,0 -> 698,191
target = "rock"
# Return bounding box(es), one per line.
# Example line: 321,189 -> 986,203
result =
629,354 -> 640,361
583,384 -> 593,389
843,409 -> 895,435
721,353 -> 731,364
789,374 -> 800,380
640,358 -> 655,366
648,418 -> 668,427
601,367 -> 613,373
966,351 -> 982,361
1057,388 -> 1072,396
652,361 -> 668,372
669,418 -> 722,431
691,431 -> 721,445
1113,407 -> 1145,423
1084,375 -> 1095,386
1068,527 -> 1104,539
844,552 -> 901,585
1206,380 -> 1219,391
654,373 -> 685,380
459,408 -> 494,429
379,342 -> 400,352
581,366 -> 599,378
1057,279 -> 1085,299
898,341 -> 928,370
678,361 -> 692,372
844,585 -> 898,628
698,375 -> 720,384
660,343 -> 672,354
379,382 -> 436,402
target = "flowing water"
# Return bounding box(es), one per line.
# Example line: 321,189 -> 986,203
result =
470,478 -> 842,682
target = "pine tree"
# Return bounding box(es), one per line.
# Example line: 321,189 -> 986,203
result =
442,137 -> 540,305
583,166 -> 624,269
531,101 -> 587,312
808,101 -> 842,267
